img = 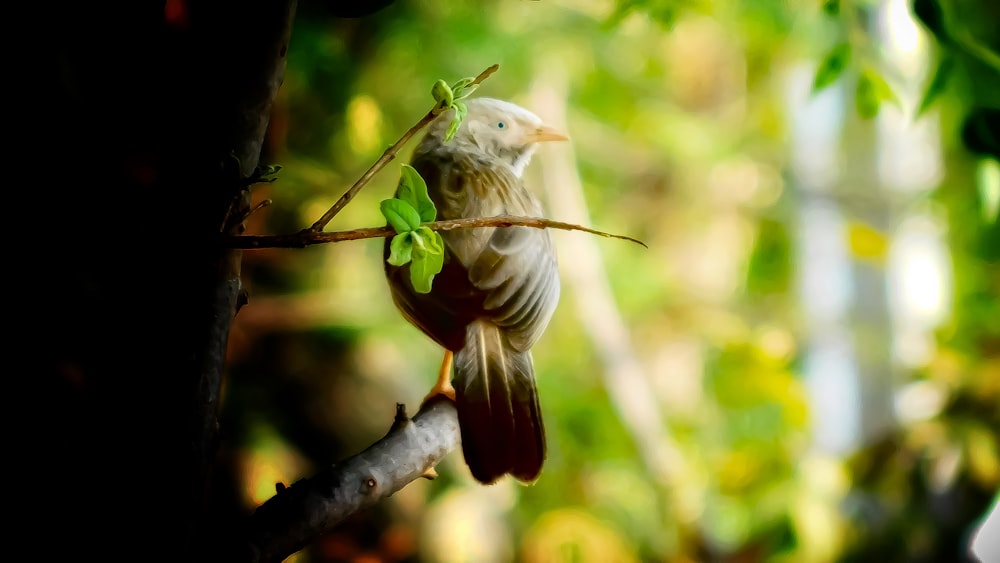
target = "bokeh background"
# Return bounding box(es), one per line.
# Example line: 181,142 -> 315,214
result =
213,0 -> 999,561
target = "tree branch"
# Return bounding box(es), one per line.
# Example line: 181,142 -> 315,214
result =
307,64 -> 500,233
226,214 -> 647,248
242,398 -> 460,563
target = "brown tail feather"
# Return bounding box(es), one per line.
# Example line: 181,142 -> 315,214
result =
453,320 -> 546,484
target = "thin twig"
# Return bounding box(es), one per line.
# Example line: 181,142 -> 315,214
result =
227,215 -> 647,249
307,64 -> 500,233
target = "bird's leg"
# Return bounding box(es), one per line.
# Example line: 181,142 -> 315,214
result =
422,349 -> 456,404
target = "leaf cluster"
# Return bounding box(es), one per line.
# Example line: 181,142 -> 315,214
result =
381,164 -> 446,294
811,40 -> 899,120
811,0 -> 1000,128
431,76 -> 479,142
378,73 -> 483,293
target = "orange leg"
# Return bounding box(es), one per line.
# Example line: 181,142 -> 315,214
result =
422,349 -> 456,404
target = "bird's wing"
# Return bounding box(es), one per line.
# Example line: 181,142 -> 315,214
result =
382,154 -> 488,352
438,161 -> 560,353
395,151 -> 560,353
469,219 -> 560,352
384,236 -> 480,353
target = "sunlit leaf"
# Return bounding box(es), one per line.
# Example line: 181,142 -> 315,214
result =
813,42 -> 852,93
444,100 -> 467,142
380,198 -> 422,233
431,79 -> 453,112
917,55 -> 954,116
412,246 -> 444,295
397,164 -> 438,222
387,232 -> 413,266
855,77 -> 880,119
415,225 -> 444,255
855,69 -> 898,119
451,77 -> 479,100
747,219 -> 792,295
408,229 -> 445,293
451,77 -> 474,91
978,158 -> 1000,223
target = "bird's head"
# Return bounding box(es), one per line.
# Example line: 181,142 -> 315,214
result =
423,97 -> 568,176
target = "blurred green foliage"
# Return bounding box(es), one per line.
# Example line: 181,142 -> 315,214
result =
220,0 -> 999,561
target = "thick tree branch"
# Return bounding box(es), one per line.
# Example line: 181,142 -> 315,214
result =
242,398 -> 460,563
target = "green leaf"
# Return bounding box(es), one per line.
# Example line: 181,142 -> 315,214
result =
855,74 -> 880,119
397,164 -> 437,222
821,0 -> 839,17
384,227 -> 446,294
451,77 -> 474,91
387,232 -> 414,266
409,229 -> 445,293
978,158 -> 1000,224
451,77 -> 479,101
414,225 -> 444,254
380,198 -> 422,233
855,69 -> 898,119
917,55 -> 954,116
812,42 -> 852,93
444,101 -> 467,143
431,79 -> 454,111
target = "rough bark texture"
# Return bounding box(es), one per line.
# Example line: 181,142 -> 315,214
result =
243,399 -> 461,563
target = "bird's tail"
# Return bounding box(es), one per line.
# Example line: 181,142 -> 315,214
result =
453,319 -> 546,484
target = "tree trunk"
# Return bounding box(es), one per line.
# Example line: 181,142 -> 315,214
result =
28,1 -> 296,559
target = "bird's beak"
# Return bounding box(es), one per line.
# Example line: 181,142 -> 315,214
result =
524,125 -> 569,143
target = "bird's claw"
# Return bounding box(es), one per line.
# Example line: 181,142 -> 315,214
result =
422,380 -> 456,405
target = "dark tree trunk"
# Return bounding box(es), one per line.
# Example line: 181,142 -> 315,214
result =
26,1 -> 296,560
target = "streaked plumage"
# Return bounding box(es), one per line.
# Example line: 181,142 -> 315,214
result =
384,97 -> 565,484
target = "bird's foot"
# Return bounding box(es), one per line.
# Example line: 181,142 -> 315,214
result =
421,350 -> 456,405
422,379 -> 456,404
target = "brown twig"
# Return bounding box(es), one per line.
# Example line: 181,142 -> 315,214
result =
306,64 -> 500,233
227,215 -> 648,249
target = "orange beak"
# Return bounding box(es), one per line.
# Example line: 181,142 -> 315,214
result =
524,125 -> 569,143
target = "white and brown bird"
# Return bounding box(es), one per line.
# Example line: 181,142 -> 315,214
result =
384,97 -> 567,484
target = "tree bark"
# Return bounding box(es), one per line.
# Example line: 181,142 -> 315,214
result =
28,0 -> 296,559
242,400 -> 460,563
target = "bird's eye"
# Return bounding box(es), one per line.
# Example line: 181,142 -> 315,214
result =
496,121 -> 506,129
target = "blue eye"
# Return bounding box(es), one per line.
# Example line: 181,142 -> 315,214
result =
497,121 -> 506,129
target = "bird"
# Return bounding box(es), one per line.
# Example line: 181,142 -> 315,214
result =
384,97 -> 567,484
